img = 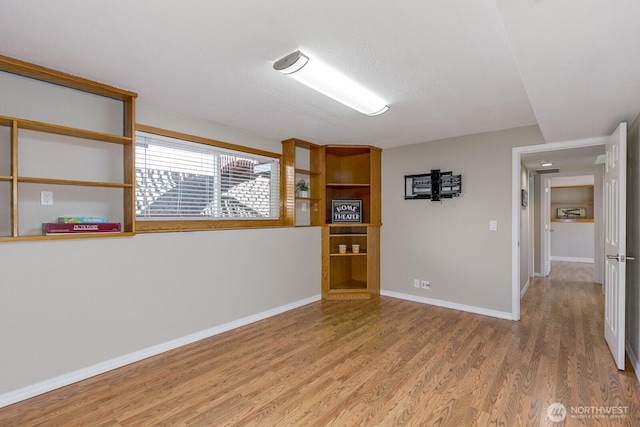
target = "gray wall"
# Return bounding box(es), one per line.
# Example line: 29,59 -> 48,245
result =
0,83 -> 321,395
381,126 -> 544,314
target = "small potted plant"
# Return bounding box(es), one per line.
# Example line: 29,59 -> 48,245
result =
296,179 -> 310,198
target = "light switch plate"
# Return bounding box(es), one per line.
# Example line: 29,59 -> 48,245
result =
41,191 -> 53,205
489,220 -> 498,231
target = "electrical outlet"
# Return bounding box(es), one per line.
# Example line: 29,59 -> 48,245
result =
413,279 -> 420,288
421,280 -> 430,289
41,191 -> 53,206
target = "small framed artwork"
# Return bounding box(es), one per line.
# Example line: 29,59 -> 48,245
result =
331,199 -> 362,223
556,207 -> 586,219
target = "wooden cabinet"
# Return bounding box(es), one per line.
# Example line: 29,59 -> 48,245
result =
551,185 -> 594,222
0,55 -> 137,241
282,141 -> 382,299
320,146 -> 381,300
323,224 -> 380,299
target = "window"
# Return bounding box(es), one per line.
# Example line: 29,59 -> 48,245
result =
135,126 -> 282,232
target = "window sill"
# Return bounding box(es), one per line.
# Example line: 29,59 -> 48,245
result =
135,219 -> 287,233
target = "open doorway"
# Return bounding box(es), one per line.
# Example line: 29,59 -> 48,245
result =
511,138 -> 607,320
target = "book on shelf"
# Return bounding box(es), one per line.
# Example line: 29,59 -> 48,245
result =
57,216 -> 108,223
43,222 -> 122,235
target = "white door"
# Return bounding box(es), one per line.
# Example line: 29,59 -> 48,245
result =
542,177 -> 552,276
604,122 -> 627,370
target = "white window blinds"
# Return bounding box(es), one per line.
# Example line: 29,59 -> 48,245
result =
135,132 -> 280,220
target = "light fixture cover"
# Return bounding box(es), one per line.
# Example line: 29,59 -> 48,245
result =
274,50 -> 389,116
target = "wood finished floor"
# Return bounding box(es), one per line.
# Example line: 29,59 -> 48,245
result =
1,262 -> 639,426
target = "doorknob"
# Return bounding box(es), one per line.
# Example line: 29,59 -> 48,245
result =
607,254 -> 636,262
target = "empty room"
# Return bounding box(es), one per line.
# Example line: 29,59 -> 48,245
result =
1,1 -> 640,425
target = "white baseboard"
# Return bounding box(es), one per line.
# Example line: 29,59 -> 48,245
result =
534,272 -> 544,277
0,294 -> 321,409
521,279 -> 530,298
550,256 -> 594,263
626,341 -> 640,383
380,290 -> 513,320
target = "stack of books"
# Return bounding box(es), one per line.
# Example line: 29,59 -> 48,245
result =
42,217 -> 121,235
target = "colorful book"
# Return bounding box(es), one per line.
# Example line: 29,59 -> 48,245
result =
43,223 -> 121,235
57,216 -> 108,223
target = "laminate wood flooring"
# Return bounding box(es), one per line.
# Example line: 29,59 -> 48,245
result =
1,262 -> 639,426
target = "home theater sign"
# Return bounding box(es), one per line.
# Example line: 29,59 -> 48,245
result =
331,199 -> 362,223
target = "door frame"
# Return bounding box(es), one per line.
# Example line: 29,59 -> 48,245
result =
511,137 -> 607,320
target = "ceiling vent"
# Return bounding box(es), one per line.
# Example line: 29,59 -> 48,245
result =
536,168 -> 560,174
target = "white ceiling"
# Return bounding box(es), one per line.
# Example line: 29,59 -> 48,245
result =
521,144 -> 605,174
0,0 -> 639,150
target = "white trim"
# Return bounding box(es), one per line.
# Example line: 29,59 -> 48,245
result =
0,294 -> 321,409
520,279 -> 530,298
550,256 -> 594,263
381,290 -> 513,320
533,272 -> 544,277
512,137 -> 608,321
626,341 -> 640,383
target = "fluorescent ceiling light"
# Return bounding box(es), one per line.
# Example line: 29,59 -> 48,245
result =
274,50 -> 389,116
540,161 -> 554,167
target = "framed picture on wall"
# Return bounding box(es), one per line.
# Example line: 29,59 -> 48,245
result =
556,207 -> 586,219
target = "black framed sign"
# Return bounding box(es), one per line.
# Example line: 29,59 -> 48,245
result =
331,199 -> 362,223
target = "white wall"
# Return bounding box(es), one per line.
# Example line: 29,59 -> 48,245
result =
0,88 -> 321,397
519,166 -> 530,291
533,174 -> 542,275
550,222 -> 595,262
381,126 -> 544,314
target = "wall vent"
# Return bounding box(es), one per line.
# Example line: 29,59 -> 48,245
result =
535,168 -> 560,174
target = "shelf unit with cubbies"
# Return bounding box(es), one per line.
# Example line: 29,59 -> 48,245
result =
281,139 -> 381,299
281,138 -> 322,227
550,185 -> 594,223
321,145 -> 381,300
0,55 -> 137,242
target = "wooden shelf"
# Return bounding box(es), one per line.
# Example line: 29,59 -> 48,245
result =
18,177 -> 133,189
551,201 -> 594,204
551,218 -> 594,223
552,185 -> 594,189
330,233 -> 367,237
330,279 -> 368,290
330,251 -> 367,256
328,223 -> 373,228
326,183 -> 370,188
295,168 -> 320,176
0,55 -> 137,242
0,115 -> 132,145
0,54 -> 137,101
0,232 -> 135,242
